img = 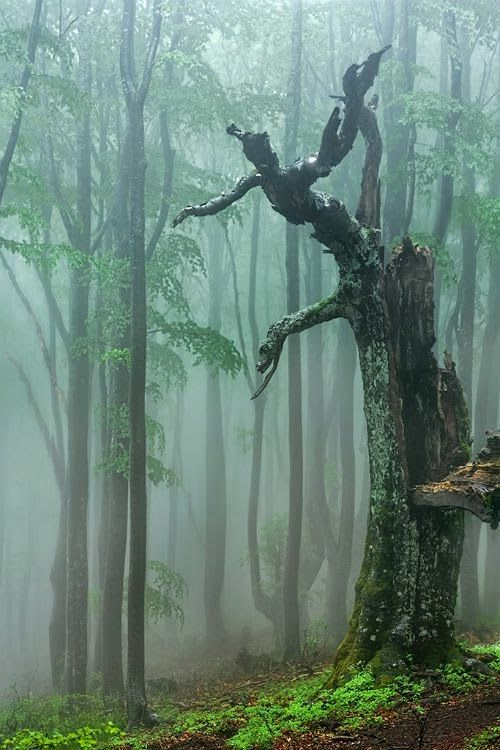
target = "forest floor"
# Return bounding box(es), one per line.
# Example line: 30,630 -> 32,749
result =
113,631 -> 500,750
1,632 -> 500,750
121,672 -> 500,750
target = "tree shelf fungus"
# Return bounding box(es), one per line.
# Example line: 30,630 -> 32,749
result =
412,431 -> 500,529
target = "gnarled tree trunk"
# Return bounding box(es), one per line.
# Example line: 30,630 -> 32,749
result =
173,46 -> 496,676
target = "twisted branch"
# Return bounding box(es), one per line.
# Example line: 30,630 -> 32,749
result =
252,288 -> 347,398
172,171 -> 262,228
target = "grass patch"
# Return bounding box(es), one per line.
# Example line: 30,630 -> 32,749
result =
0,694 -> 125,750
1,658 -> 497,750
469,642 -> 500,673
160,669 -> 426,750
465,723 -> 500,749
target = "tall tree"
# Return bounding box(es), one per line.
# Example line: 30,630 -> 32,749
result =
174,45 -> 499,675
64,3 -> 93,693
282,0 -> 304,661
120,0 -> 162,725
101,124 -> 132,696
204,228 -> 228,645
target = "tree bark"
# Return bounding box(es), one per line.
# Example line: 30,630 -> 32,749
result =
204,231 -> 228,646
282,0 -> 304,662
433,10 -> 462,338
102,124 -> 133,698
120,0 -> 162,725
65,27 -> 92,692
173,44 -> 481,676
327,320 -> 356,644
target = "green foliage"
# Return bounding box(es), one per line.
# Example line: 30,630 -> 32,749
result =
258,514 -> 287,597
147,233 -> 205,315
401,89 -> 494,191
145,561 -> 187,626
439,663 -> 482,693
123,561 -> 187,626
0,694 -> 124,746
148,315 -> 244,377
465,724 -> 500,750
97,407 -> 175,486
1,722 -> 124,750
169,668 -> 424,750
469,642 -> 500,673
455,195 -> 500,253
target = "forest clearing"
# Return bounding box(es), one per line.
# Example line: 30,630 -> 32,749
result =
1,0 -> 500,748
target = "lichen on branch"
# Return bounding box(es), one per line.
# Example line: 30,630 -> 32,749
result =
252,289 -> 348,398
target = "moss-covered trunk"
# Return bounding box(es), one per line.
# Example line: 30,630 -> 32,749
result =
172,46 -> 476,677
334,236 -> 417,674
335,239 -> 470,676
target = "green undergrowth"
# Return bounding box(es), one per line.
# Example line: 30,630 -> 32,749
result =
465,724 -> 500,749
0,694 -> 126,750
128,669 -> 427,750
1,654 -> 498,750
468,641 -> 500,672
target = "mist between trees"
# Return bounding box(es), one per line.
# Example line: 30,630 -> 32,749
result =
0,0 -> 500,728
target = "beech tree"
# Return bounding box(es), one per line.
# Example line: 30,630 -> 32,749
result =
120,0 -> 162,725
174,47 -> 500,671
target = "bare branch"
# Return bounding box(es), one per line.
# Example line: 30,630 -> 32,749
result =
0,252 -> 67,412
252,288 -> 348,398
138,0 -> 162,104
0,0 -> 44,204
172,172 -> 262,228
120,0 -> 137,101
318,45 -> 390,173
8,355 -> 65,493
356,105 -> 383,227
36,266 -> 70,353
226,125 -> 280,175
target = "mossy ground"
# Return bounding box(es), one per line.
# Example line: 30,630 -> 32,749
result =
1,639 -> 499,750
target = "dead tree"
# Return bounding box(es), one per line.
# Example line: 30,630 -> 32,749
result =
174,48 -> 499,674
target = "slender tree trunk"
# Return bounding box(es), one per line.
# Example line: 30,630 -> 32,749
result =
381,0 -> 417,244
433,11 -> 462,337
477,255 -> 500,620
283,0 -> 304,661
456,44 -> 480,627
102,364 -> 129,695
204,231 -> 228,645
126,97 -> 149,724
301,241 -> 326,615
120,0 -> 162,724
102,125 -> 133,698
65,33 -> 92,693
327,320 -> 356,644
247,194 -> 279,628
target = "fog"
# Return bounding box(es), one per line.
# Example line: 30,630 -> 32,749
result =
0,0 -> 499,724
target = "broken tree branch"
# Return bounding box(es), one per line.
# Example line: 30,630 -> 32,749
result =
172,172 -> 262,227
411,430 -> 500,528
252,288 -> 348,399
173,47 -> 390,234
